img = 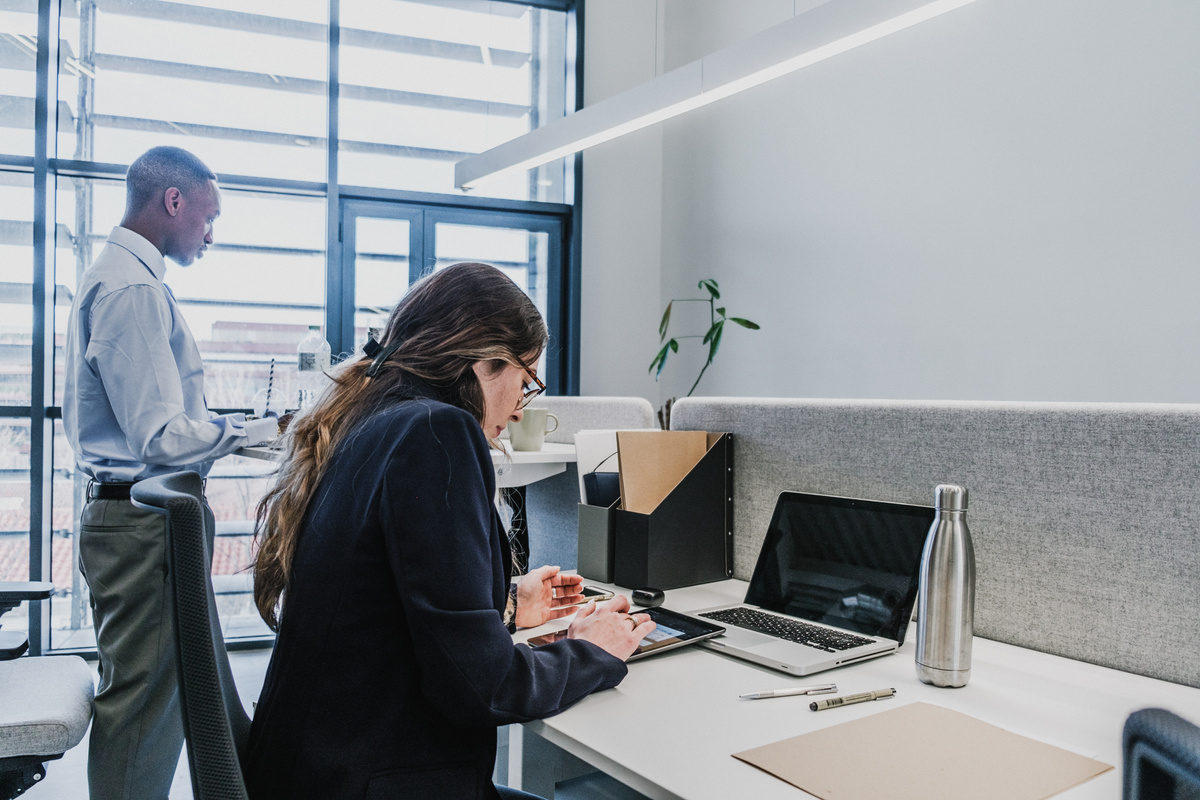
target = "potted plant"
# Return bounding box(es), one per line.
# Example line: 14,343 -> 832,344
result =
649,279 -> 760,429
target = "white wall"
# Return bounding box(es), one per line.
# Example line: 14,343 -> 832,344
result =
581,0 -> 1200,404
578,0 -> 664,402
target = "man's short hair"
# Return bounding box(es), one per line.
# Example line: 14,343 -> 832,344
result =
125,146 -> 216,214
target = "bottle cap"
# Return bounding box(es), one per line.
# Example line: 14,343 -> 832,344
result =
934,484 -> 968,511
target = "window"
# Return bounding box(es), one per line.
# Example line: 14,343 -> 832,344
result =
58,0 -> 329,181
0,173 -> 34,406
0,0 -> 39,157
3,0 -> 580,655
337,1 -> 570,202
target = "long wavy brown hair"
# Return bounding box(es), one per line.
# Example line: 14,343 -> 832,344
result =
252,262 -> 548,630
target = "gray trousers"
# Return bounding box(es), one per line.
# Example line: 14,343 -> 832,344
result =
78,494 -> 215,800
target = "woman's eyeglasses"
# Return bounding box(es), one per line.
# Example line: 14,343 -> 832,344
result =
518,367 -> 546,410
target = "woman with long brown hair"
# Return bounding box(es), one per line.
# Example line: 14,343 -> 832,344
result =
244,263 -> 654,800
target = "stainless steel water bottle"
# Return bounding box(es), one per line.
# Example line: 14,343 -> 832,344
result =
915,484 -> 975,687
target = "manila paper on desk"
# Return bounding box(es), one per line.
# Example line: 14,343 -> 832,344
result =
732,701 -> 1112,800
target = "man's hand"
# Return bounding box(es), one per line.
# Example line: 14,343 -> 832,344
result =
514,566 -> 584,629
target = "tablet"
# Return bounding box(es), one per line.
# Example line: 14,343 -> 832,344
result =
525,607 -> 725,661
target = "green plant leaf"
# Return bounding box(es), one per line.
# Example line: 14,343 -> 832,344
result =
658,301 -> 673,341
729,317 -> 760,330
669,338 -> 679,353
649,341 -> 671,378
698,279 -> 721,299
716,306 -> 726,318
707,321 -> 725,364
701,321 -> 721,345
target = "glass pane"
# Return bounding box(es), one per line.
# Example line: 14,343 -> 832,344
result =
59,1 -> 328,180
0,419 -> 30,571
0,171 -> 34,406
0,419 -> 31,642
354,216 -> 409,350
0,1 -> 40,156
206,452 -> 275,640
338,1 -> 569,202
49,418 -> 92,649
53,174 -> 124,408
54,177 -> 327,411
173,187 -> 327,408
48,423 -> 277,648
435,222 -> 549,317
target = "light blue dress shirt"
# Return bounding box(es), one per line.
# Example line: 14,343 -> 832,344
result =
63,226 -> 277,483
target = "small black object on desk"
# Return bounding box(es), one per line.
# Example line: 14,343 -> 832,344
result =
631,587 -> 665,608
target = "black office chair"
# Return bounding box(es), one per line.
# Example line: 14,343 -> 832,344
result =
131,471 -> 251,800
1123,708 -> 1200,800
0,582 -> 94,799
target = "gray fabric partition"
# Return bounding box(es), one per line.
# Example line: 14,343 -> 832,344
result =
521,397 -> 656,571
671,397 -> 1200,688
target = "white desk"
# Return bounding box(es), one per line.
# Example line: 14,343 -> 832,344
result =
235,440 -> 576,489
509,580 -> 1200,800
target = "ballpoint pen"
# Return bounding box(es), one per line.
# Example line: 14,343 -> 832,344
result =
809,687 -> 896,711
739,684 -> 837,700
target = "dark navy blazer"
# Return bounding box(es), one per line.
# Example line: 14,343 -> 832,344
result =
244,393 -> 626,800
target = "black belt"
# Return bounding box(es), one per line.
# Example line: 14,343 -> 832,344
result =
86,481 -> 136,500
86,478 -> 206,501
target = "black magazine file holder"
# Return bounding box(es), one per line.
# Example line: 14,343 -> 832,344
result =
612,432 -> 733,590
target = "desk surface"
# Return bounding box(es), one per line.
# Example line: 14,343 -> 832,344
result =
234,441 -> 576,489
513,580 -> 1200,800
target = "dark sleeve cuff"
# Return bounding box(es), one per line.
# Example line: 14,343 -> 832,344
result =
506,581 -> 519,634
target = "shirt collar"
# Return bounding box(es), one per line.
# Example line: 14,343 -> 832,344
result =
107,226 -> 167,282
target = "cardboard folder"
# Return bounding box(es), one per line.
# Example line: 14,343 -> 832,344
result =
616,430 -> 708,514
576,430 -> 733,588
612,431 -> 732,589
732,702 -> 1113,800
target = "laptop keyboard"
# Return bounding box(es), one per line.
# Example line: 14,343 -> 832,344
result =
699,607 -> 875,653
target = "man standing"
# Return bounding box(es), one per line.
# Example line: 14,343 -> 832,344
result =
63,146 -> 278,799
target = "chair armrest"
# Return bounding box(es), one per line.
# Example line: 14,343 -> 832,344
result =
0,582 -> 54,660
1124,708 -> 1200,798
0,582 -> 54,616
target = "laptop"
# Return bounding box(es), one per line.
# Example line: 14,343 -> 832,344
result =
693,491 -> 934,676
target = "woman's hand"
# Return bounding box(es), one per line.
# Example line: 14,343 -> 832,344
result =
514,566 -> 584,629
567,594 -> 656,661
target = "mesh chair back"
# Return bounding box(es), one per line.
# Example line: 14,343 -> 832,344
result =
131,472 -> 251,800
1123,708 -> 1200,800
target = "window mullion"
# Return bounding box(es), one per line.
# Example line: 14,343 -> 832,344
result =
29,0 -> 64,655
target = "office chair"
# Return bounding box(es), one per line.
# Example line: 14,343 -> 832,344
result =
131,471 -> 251,800
1123,707 -> 1200,800
0,582 -> 94,799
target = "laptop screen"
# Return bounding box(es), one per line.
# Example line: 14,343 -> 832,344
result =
744,492 -> 935,641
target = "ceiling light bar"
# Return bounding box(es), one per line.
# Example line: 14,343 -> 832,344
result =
455,0 -> 978,190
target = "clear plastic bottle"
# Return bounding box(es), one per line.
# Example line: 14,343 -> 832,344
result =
296,324 -> 331,411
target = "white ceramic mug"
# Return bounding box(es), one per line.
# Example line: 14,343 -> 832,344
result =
508,409 -> 559,451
